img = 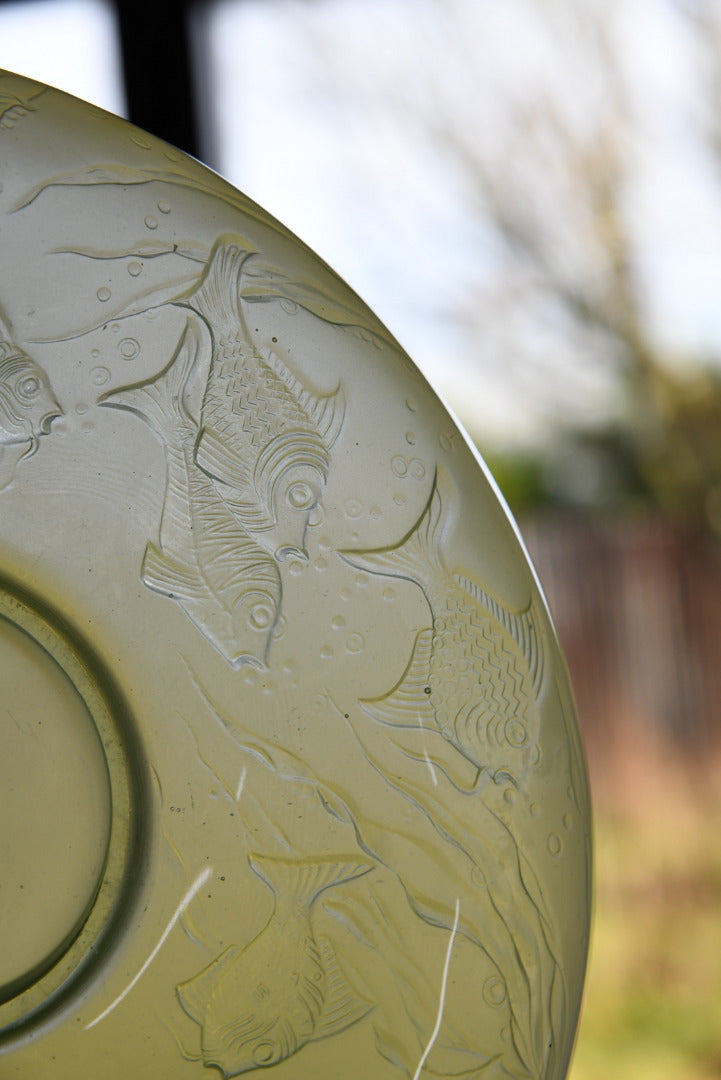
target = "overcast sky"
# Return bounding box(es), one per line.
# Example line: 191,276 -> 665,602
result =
4,0 -> 721,450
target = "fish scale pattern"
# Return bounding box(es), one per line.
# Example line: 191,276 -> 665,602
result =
429,587 -> 535,772
207,337 -> 314,454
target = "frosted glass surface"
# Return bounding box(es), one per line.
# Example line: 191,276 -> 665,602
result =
0,70 -> 591,1080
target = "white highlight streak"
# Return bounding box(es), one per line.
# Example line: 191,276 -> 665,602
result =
235,765 -> 247,802
85,867 -> 213,1030
418,716 -> 438,786
423,748 -> 438,786
412,898 -> 460,1080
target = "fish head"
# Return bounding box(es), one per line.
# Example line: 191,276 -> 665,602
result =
203,1032 -> 284,1075
180,947 -> 292,1075
0,347 -> 62,452
201,1012 -> 298,1075
251,428 -> 329,559
229,587 -> 280,668
268,462 -> 325,562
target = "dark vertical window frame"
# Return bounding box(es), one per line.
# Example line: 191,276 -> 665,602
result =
0,0 -> 311,173
113,0 -> 204,162
0,0 -> 213,163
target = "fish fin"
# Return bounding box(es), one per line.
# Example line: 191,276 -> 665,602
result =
99,317 -> 205,434
314,936 -> 373,1039
212,488 -> 272,533
142,542 -> 199,600
195,426 -> 253,491
176,946 -> 242,1023
301,380 -> 345,449
454,575 -> 544,695
360,628 -> 435,727
182,236 -> 254,329
0,302 -> 14,338
238,260 -> 398,351
248,855 -> 373,910
264,348 -> 345,449
340,468 -> 448,585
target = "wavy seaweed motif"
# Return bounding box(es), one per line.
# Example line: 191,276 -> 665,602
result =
187,665 -> 562,1080
334,468 -> 566,1075
12,164 -> 396,350
180,684 -> 520,1079
340,699 -> 565,1079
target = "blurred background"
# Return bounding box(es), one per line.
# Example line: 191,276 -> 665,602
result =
3,0 -> 721,1075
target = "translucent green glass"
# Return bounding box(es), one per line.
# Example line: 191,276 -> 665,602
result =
0,70 -> 591,1079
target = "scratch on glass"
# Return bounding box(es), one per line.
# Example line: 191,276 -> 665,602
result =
418,714 -> 438,786
85,867 -> 213,1030
235,764 -> 247,802
412,897 -> 460,1079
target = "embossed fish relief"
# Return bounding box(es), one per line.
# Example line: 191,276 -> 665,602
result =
0,335 -> 62,455
178,854 -> 373,1076
100,317 -> 281,669
0,87 -> 41,129
177,236 -> 345,562
342,468 -> 544,788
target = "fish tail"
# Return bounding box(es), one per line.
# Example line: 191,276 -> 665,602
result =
99,317 -> 203,433
182,235 -> 254,329
249,855 -> 373,911
340,468 -> 448,586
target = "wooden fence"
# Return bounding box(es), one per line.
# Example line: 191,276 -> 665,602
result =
520,514 -> 721,785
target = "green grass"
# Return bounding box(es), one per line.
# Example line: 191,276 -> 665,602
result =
569,748 -> 721,1080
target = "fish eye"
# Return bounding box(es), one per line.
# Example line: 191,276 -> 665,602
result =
286,480 -> 317,511
248,601 -> 274,630
16,374 -> 41,401
252,1042 -> 277,1066
504,718 -> 529,748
